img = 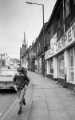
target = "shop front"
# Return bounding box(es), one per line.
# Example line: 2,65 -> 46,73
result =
45,22 -> 75,84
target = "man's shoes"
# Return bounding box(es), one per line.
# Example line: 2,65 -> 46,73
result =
17,106 -> 22,115
23,98 -> 26,105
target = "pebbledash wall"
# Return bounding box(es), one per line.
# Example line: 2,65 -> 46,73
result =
45,22 -> 75,84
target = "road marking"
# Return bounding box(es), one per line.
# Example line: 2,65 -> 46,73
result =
0,98 -> 18,120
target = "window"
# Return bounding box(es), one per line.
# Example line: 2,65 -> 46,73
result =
65,0 -> 70,18
73,0 -> 75,4
70,0 -> 75,17
58,53 -> 64,77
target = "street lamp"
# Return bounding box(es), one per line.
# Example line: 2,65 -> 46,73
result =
24,1 -> 45,52
24,1 -> 45,75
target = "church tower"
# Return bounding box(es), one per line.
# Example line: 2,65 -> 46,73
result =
20,32 -> 28,67
23,32 -> 27,48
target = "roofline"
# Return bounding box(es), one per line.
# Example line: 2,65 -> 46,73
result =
46,0 -> 63,30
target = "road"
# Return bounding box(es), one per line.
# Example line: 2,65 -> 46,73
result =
0,93 -> 16,117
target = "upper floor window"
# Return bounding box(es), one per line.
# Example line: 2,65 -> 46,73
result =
70,0 -> 75,16
73,0 -> 75,4
65,0 -> 70,18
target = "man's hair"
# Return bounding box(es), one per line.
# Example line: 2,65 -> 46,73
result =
17,67 -> 23,73
17,67 -> 27,75
22,67 -> 27,75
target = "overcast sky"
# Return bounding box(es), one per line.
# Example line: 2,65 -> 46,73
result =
0,0 -> 56,59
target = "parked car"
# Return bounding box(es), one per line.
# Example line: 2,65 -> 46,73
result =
0,67 -> 17,91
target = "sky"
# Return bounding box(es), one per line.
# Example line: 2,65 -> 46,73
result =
0,0 -> 56,59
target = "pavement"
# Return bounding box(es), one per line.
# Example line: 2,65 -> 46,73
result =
1,71 -> 75,120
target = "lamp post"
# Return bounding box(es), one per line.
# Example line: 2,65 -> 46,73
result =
24,1 -> 45,75
24,1 -> 45,52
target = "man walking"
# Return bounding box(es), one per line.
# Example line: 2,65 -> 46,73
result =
13,67 -> 30,114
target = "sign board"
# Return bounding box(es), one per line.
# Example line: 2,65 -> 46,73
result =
45,23 -> 75,60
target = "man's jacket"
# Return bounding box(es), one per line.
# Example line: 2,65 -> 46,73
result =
13,72 -> 30,90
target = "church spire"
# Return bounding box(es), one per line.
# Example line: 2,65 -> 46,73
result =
24,32 -> 26,46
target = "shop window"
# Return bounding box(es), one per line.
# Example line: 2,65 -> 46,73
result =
58,54 -> 64,77
65,0 -> 70,18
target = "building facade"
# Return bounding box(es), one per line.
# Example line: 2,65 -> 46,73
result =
33,23 -> 49,75
45,0 -> 75,84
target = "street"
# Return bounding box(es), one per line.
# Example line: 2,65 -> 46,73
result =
0,71 -> 75,120
0,92 -> 16,118
0,67 -> 17,118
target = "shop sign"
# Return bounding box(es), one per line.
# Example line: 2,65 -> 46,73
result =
56,23 -> 75,53
65,26 -> 74,46
45,49 -> 54,60
56,38 -> 65,52
45,22 -> 75,60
